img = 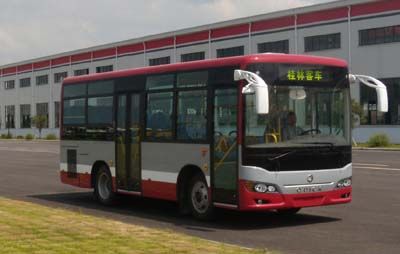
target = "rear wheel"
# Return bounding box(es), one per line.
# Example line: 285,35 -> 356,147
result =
94,166 -> 115,205
276,208 -> 301,215
188,174 -> 214,220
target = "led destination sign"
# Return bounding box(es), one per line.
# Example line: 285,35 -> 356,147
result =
286,69 -> 325,82
279,65 -> 334,82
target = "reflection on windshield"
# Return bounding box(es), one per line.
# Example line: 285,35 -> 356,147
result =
245,85 -> 351,148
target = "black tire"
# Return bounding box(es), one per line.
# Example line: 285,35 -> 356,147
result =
188,174 -> 214,220
276,208 -> 301,215
94,165 -> 115,205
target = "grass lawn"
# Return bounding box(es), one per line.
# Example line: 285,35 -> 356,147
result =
354,143 -> 400,149
0,198 -> 274,254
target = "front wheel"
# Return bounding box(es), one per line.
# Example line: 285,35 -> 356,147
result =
94,166 -> 115,205
188,174 -> 214,220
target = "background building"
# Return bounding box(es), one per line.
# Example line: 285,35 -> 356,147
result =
0,0 -> 399,142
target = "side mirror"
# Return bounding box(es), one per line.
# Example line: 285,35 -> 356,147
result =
349,74 -> 388,112
234,70 -> 269,114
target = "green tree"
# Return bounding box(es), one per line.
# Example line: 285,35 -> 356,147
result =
32,115 -> 48,139
351,99 -> 364,129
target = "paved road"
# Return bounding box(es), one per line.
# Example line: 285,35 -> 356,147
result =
1,140 -> 399,254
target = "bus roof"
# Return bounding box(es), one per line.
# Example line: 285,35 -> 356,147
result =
63,53 -> 348,85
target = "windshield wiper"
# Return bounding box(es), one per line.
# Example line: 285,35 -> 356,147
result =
268,150 -> 297,161
294,142 -> 334,149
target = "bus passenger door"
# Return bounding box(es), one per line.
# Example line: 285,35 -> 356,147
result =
212,88 -> 238,205
116,93 -> 141,192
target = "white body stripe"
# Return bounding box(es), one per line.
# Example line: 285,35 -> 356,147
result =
142,169 -> 211,186
60,163 -> 116,176
60,163 -> 211,186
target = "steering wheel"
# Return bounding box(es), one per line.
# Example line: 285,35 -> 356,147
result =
300,128 -> 321,135
228,130 -> 238,137
214,131 -> 224,137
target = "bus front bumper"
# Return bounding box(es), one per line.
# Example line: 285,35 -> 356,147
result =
238,180 -> 352,211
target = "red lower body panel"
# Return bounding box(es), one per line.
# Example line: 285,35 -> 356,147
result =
141,180 -> 177,201
60,171 -> 91,188
61,172 -> 351,211
238,180 -> 352,211
60,171 -> 177,201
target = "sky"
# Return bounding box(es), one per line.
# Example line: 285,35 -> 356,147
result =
0,0 -> 335,66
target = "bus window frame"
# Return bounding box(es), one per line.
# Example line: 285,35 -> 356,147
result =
61,66 -> 240,144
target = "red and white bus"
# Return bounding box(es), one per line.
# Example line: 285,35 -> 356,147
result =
60,53 -> 387,220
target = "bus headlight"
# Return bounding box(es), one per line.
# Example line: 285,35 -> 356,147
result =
245,181 -> 278,193
337,178 -> 352,188
254,183 -> 267,193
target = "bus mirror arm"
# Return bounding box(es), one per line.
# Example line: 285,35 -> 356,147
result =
349,74 -> 388,112
234,69 -> 269,114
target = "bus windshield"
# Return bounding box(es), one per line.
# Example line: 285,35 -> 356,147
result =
245,63 -> 351,148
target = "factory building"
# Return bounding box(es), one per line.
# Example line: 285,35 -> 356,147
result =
0,0 -> 399,142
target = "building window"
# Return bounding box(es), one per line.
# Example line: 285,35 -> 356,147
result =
181,52 -> 205,62
20,104 -> 31,128
359,25 -> 400,46
74,68 -> 89,76
36,75 -> 49,85
258,40 -> 289,53
360,78 -> 400,125
4,80 -> 15,90
96,65 -> 113,73
149,56 -> 170,66
54,72 -> 68,83
304,33 -> 341,52
5,105 -> 15,129
217,46 -> 244,58
19,78 -> 31,88
36,103 -> 49,128
54,102 -> 60,128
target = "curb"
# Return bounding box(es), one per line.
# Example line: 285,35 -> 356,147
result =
352,147 -> 400,151
0,139 -> 59,142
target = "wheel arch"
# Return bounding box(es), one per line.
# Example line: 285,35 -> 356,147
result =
176,164 -> 208,213
91,160 -> 112,188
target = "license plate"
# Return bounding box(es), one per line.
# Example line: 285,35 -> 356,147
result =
296,186 -> 323,193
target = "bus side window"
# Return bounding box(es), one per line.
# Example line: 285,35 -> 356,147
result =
177,90 -> 207,141
146,92 -> 173,140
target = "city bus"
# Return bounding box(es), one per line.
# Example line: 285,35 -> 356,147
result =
60,53 -> 387,220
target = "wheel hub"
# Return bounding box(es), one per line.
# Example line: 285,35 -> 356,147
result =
191,181 -> 209,214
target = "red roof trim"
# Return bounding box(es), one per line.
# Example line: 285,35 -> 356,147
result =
33,60 -> 51,70
252,16 -> 295,32
52,56 -> 70,66
211,24 -> 249,39
63,54 -> 347,84
117,43 -> 144,55
17,63 -> 33,73
145,37 -> 174,50
298,7 -> 348,25
71,52 -> 92,63
93,48 -> 116,59
176,31 -> 209,45
3,66 -> 17,75
352,0 -> 400,17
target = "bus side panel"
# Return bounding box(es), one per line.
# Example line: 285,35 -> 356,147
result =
60,140 -> 115,188
141,142 -> 210,201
